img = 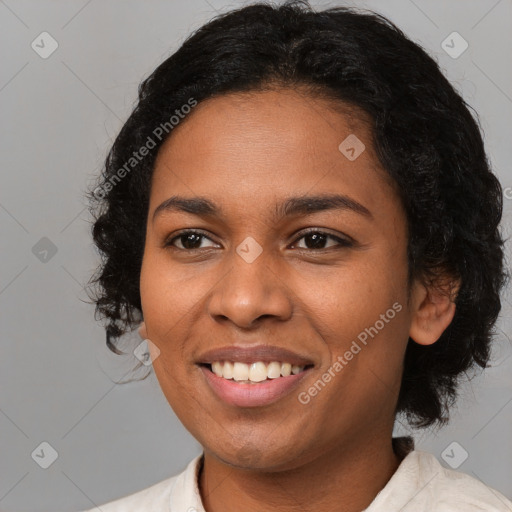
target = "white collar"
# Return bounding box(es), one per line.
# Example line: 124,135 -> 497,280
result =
167,446 -> 511,511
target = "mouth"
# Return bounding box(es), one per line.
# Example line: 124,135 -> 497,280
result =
200,361 -> 314,383
198,361 -> 314,407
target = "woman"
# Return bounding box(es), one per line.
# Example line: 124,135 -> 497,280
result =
83,1 -> 511,510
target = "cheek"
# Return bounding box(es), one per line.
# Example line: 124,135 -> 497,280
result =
320,265 -> 409,397
298,260 -> 406,344
140,250 -> 204,338
139,255 -> 193,393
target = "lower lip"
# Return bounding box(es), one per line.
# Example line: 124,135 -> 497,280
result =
200,365 -> 311,407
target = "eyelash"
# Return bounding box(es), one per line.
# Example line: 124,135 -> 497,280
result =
164,229 -> 354,252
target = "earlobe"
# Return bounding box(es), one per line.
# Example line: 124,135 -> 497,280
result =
409,278 -> 459,346
138,321 -> 148,339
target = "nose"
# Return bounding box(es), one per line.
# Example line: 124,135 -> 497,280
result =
207,244 -> 293,329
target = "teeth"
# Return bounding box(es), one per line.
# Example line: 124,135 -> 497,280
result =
267,361 -> 281,379
211,361 -> 223,377
281,362 -> 291,376
233,362 -> 249,381
249,362 -> 267,382
222,361 -> 234,379
209,361 -> 307,382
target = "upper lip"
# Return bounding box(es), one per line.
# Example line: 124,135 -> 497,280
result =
196,345 -> 315,366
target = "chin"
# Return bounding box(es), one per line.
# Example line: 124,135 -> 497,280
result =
204,436 -> 314,472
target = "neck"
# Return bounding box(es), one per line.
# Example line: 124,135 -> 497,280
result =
199,437 -> 402,512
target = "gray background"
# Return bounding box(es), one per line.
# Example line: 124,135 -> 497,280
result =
1,0 -> 511,510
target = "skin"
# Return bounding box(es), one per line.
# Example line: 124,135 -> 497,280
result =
138,87 -> 457,512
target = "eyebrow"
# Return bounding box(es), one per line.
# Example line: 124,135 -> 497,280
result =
152,193 -> 373,223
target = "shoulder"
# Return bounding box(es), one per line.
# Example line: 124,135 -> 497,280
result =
78,474 -> 178,512
419,451 -> 512,511
77,453 -> 204,512
367,450 -> 512,512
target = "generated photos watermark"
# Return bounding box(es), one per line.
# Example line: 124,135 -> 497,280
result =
298,301 -> 403,404
93,97 -> 198,200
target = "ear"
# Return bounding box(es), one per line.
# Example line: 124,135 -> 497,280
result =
409,275 -> 460,346
138,321 -> 148,339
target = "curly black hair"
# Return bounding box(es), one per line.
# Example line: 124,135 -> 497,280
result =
85,0 -> 508,428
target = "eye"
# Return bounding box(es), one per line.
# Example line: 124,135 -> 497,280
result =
164,229 -> 353,252
164,230 -> 219,250
291,230 -> 353,250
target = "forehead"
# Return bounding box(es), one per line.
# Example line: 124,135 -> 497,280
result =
149,88 -> 400,222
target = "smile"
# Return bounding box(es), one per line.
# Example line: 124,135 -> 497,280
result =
210,360 -> 309,383
199,362 -> 313,407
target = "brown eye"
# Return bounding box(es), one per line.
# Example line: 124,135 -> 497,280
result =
165,230 -> 218,250
293,230 -> 353,250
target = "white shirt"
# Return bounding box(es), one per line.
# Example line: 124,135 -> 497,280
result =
80,444 -> 512,511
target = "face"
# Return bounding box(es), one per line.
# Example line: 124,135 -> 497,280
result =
140,88 -> 415,471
